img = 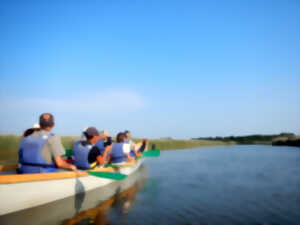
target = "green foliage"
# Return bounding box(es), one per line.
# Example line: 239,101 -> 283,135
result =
193,133 -> 296,145
60,136 -> 79,149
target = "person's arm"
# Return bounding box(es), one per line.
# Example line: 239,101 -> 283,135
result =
48,135 -> 77,171
132,139 -> 148,156
123,143 -> 134,162
89,144 -> 112,166
55,156 -> 77,171
96,144 -> 112,165
125,153 -> 134,162
96,155 -> 105,165
102,144 -> 112,164
128,140 -> 141,157
99,135 -> 107,140
132,149 -> 142,157
135,139 -> 148,154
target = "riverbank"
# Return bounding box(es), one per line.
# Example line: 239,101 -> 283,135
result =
272,136 -> 300,147
0,135 -> 234,163
193,133 -> 298,145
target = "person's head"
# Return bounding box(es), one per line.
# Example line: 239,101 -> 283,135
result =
124,130 -> 131,139
39,113 -> 55,131
83,127 -> 100,144
116,132 -> 126,143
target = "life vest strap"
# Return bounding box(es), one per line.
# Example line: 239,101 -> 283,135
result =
21,162 -> 57,168
76,162 -> 98,170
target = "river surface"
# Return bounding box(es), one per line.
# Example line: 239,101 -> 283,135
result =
1,145 -> 300,225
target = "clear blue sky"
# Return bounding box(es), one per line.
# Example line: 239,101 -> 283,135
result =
0,0 -> 299,138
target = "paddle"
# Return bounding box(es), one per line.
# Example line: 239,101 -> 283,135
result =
104,164 -> 129,168
143,150 -> 160,157
87,171 -> 127,180
63,149 -> 127,180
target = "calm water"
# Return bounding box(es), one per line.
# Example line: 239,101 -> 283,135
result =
1,145 -> 300,225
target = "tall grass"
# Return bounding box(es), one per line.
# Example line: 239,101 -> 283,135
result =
0,135 -> 22,164
145,139 -> 234,150
0,135 -> 235,164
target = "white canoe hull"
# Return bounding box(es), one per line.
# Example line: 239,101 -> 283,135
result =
0,160 -> 143,216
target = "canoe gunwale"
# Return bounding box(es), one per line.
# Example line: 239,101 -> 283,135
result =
0,161 -> 138,184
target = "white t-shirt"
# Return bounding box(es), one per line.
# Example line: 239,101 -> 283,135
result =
123,143 -> 131,154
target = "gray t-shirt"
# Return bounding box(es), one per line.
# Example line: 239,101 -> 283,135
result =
32,130 -> 65,164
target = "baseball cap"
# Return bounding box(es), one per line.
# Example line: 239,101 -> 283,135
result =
85,127 -> 99,137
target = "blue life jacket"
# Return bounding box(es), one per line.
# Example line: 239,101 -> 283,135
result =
95,140 -> 105,155
19,134 -> 58,173
111,143 -> 128,163
73,141 -> 95,170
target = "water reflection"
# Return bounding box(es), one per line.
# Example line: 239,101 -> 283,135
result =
74,178 -> 86,214
62,177 -> 146,225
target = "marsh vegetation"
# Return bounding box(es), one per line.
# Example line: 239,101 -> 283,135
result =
0,135 -> 233,164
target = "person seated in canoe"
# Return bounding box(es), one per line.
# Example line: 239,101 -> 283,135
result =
73,127 -> 112,170
110,132 -> 134,164
18,113 -> 77,173
93,130 -> 113,163
124,130 -> 148,157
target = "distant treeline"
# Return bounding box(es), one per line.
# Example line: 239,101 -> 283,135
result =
192,133 -> 296,145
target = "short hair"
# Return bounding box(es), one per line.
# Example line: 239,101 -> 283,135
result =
116,132 -> 126,143
39,113 -> 54,129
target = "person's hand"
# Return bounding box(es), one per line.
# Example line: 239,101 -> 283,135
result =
70,165 -> 77,172
97,155 -> 105,165
129,157 -> 135,163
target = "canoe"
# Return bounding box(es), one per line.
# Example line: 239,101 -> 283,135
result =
0,164 -> 147,225
0,158 -> 144,216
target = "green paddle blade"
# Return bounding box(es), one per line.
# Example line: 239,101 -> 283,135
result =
88,171 -> 127,180
143,150 -> 160,157
65,149 -> 73,158
104,163 -> 129,168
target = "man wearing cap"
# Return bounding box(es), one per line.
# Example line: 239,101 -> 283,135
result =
18,113 -> 77,173
73,127 -> 111,170
91,130 -> 112,165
